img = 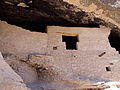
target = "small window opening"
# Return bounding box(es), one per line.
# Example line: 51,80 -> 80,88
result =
62,35 -> 78,50
106,66 -> 111,71
53,46 -> 57,50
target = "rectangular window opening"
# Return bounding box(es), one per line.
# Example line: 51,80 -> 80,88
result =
106,66 -> 111,72
62,35 -> 79,50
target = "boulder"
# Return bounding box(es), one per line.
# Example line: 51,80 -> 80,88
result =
0,52 -> 30,90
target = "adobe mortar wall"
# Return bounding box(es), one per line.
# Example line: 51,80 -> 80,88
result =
47,26 -> 120,82
0,21 -> 48,57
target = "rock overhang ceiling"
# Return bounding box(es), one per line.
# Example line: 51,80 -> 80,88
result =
0,0 -> 114,29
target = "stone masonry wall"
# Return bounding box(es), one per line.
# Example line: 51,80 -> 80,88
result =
47,26 -> 120,82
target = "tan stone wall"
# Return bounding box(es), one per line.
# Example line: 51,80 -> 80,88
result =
0,21 -> 48,57
47,26 -> 120,81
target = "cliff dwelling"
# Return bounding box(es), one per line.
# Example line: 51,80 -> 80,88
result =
0,20 -> 120,89
1,0 -> 120,89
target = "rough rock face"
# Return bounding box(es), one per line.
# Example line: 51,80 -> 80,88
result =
3,52 -> 110,90
0,52 -> 29,90
0,0 -> 116,29
100,0 -> 120,8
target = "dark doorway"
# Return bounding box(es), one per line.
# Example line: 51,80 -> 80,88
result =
62,35 -> 78,50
